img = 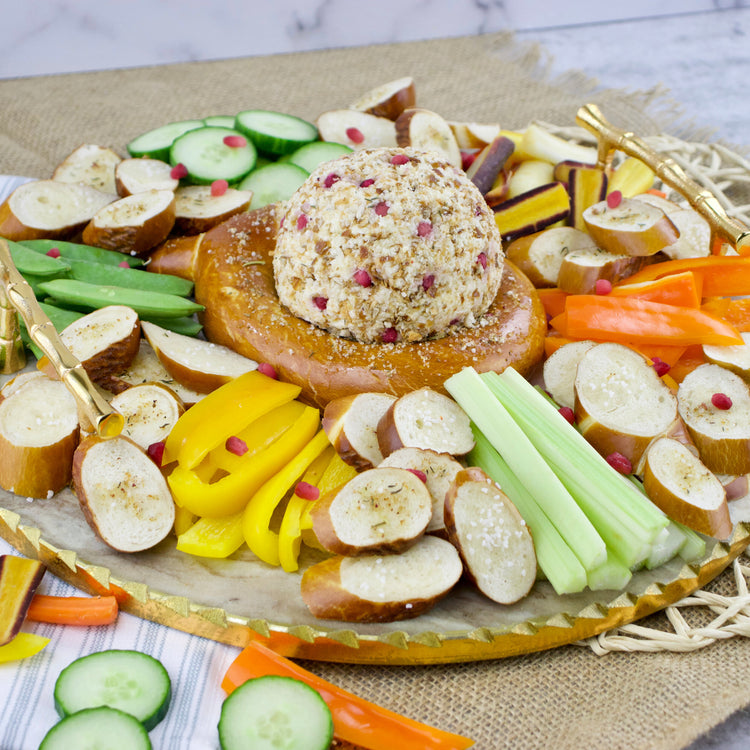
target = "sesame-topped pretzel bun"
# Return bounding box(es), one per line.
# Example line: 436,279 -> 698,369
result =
169,147 -> 546,408
274,148 -> 503,344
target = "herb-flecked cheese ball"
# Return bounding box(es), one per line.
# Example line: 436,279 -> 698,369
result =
273,147 -> 504,344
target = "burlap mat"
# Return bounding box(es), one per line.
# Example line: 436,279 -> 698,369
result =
2,32 -> 749,749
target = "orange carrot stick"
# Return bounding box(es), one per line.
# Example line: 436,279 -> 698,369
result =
25,595 -> 118,626
222,640 -> 474,750
551,295 -> 743,347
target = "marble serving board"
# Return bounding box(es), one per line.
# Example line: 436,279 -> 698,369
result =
2,477 -> 749,665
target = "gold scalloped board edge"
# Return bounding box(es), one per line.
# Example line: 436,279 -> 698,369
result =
2,505 -> 749,665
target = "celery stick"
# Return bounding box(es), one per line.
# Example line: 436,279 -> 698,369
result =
675,522 -> 707,562
645,523 -> 688,570
445,368 -> 606,570
469,428 -> 588,595
485,368 -> 668,534
586,549 -> 633,591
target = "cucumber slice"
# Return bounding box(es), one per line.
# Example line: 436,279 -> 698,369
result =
235,110 -> 318,155
37,279 -> 204,319
67,258 -> 194,297
127,119 -> 205,161
288,141 -> 352,173
238,163 -> 309,209
54,649 -> 171,731
170,126 -> 257,185
218,675 -> 333,750
20,239 -> 145,267
40,706 -> 152,750
203,115 -> 236,128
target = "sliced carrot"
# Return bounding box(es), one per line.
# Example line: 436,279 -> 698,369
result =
551,295 -> 743,347
701,297 -> 750,332
620,256 -> 750,297
610,270 -> 702,308
25,594 -> 118,626
222,640 -> 474,750
536,287 -> 569,319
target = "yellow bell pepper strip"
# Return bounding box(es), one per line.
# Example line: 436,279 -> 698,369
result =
0,555 -> 46,646
176,512 -> 245,558
298,452 -> 359,534
169,406 -> 320,518
0,632 -> 50,663
278,445 -> 336,573
208,400 -> 306,475
163,371 -> 301,469
173,504 -> 198,537
243,430 -> 332,566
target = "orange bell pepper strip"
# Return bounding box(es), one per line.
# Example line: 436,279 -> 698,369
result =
163,371 -> 301,469
222,640 -> 475,750
610,270 -> 702,307
277,445 -> 336,573
168,405 -> 320,518
242,429 -> 331,566
669,344 -> 709,383
550,295 -> 743,347
25,595 -> 118,626
619,255 -> 750,298
701,297 -> 750,332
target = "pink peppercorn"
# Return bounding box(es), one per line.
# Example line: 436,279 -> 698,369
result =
651,357 -> 671,377
606,451 -> 632,474
595,279 -> 613,295
211,179 -> 229,197
346,127 -> 365,144
226,436 -> 249,456
296,213 -> 308,230
558,406 -> 575,424
118,261 -> 130,268
257,362 -> 278,379
422,274 -> 435,292
417,221 -> 432,237
295,481 -> 320,501
146,441 -> 165,467
607,190 -> 623,209
323,172 -> 340,188
46,247 -> 61,259
407,468 -> 427,483
477,252 -> 488,270
374,201 -> 389,216
170,163 -> 188,179
353,269 -> 372,287
382,327 -> 398,343
359,178 -> 375,187
223,134 -> 247,148
712,392 -> 733,410
390,153 -> 410,166
313,296 -> 328,310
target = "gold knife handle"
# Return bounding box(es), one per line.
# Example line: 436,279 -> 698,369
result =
576,103 -> 750,254
0,238 -> 123,438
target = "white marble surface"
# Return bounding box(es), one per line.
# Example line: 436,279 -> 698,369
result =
2,2 -> 750,749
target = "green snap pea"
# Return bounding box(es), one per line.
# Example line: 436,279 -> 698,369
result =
6,239 -> 71,277
67,259 -> 194,297
19,239 -> 145,267
37,279 -> 204,319
140,314 -> 203,337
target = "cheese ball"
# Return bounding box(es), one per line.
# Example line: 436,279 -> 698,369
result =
273,147 -> 503,344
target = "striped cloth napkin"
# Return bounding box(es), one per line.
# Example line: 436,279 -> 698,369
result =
0,537 -> 241,750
